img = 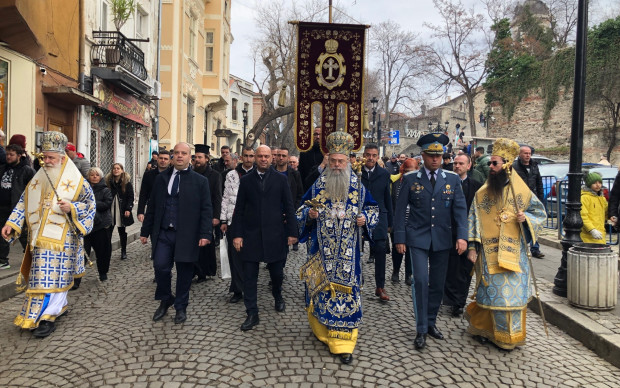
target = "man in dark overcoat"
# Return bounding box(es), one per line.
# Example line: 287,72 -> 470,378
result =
443,154 -> 482,317
140,142 -> 213,324
394,133 -> 468,350
361,144 -> 393,302
193,144 -> 222,281
231,145 -> 298,331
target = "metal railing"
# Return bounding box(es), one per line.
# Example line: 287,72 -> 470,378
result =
90,31 -> 148,81
542,176 -> 618,245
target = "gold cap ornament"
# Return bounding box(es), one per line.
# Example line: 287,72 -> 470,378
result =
326,129 -> 355,155
417,132 -> 449,155
40,131 -> 68,154
491,138 -> 520,163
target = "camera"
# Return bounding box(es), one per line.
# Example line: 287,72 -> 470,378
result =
40,67 -> 47,75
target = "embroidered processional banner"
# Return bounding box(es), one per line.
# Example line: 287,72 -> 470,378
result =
294,22 -> 367,153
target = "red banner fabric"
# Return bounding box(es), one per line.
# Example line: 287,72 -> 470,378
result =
295,22 -> 366,153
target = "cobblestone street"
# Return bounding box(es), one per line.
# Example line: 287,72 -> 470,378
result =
1,240 -> 619,387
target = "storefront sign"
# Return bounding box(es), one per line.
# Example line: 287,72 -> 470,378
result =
93,77 -> 150,126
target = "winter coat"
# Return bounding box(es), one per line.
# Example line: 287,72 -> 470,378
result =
72,156 -> 91,178
512,158 -> 544,201
90,180 -> 113,232
106,172 -> 135,227
473,154 -> 490,179
608,171 -> 620,220
0,157 -> 35,209
580,186 -> 608,244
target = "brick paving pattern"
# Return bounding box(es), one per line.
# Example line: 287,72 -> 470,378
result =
0,240 -> 619,387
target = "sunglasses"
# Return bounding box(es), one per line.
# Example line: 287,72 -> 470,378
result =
487,160 -> 503,166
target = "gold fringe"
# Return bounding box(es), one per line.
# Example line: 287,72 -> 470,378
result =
15,273 -> 26,292
330,282 -> 353,294
327,329 -> 353,340
30,239 -> 65,253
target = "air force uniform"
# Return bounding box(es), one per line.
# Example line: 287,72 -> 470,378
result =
393,133 -> 468,347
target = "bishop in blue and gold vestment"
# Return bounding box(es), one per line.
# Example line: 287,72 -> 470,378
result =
296,130 -> 379,365
465,138 -> 546,350
1,131 -> 95,338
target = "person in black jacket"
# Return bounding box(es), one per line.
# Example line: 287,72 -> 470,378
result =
298,127 -> 325,191
106,163 -> 135,260
140,142 -> 213,324
137,150 -> 171,222
512,145 -> 545,258
361,144 -> 394,302
443,154 -> 482,317
0,144 -> 35,269
231,145 -> 298,331
193,144 -> 222,281
84,167 -> 113,281
275,147 -> 303,251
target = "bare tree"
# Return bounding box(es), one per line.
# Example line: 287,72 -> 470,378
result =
546,0 -> 579,48
247,0 -> 344,149
421,0 -> 489,137
480,0 -> 517,23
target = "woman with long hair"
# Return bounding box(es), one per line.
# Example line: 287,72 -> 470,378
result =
84,167 -> 113,281
105,163 -> 134,260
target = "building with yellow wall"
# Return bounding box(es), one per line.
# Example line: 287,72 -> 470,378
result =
159,0 -> 231,154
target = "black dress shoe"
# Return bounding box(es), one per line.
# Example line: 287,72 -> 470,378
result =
532,251 -> 545,259
275,298 -> 286,312
451,306 -> 464,317
405,276 -> 413,286
428,325 -> 444,340
229,293 -> 243,304
367,255 -> 375,264
32,320 -> 56,338
99,273 -> 108,282
153,299 -> 174,321
391,273 -> 400,283
414,333 -> 426,350
174,310 -> 187,324
240,314 -> 259,331
195,277 -> 207,284
121,252 -> 128,260
339,353 -> 353,364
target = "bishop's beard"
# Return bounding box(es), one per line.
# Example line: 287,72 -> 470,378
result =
40,164 -> 62,196
487,168 -> 508,199
324,165 -> 351,202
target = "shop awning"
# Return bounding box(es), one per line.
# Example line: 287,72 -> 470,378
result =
42,86 -> 101,106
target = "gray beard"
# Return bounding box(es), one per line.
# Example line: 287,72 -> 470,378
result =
41,164 -> 62,196
324,165 -> 351,201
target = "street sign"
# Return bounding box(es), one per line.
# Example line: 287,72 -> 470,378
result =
388,130 -> 399,145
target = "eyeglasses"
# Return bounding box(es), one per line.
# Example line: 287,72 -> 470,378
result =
487,160 -> 503,166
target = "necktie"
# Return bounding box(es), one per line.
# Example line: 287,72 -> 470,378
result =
430,171 -> 436,189
171,171 -> 180,195
258,173 -> 264,180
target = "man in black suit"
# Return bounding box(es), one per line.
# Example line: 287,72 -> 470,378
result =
361,144 -> 393,302
443,154 -> 482,317
140,142 -> 213,324
137,150 -> 171,222
275,147 -> 303,252
231,145 -> 298,331
193,144 -> 222,282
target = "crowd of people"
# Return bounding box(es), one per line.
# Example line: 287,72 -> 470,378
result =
1,128 -> 619,364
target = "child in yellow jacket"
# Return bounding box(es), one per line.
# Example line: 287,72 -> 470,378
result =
580,172 -> 608,244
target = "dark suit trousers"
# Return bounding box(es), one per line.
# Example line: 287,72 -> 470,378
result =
153,229 -> 195,311
409,246 -> 450,333
242,259 -> 285,316
390,232 -> 412,278
227,234 -> 243,296
443,246 -> 474,309
84,227 -> 112,276
371,239 -> 387,288
195,236 -> 217,278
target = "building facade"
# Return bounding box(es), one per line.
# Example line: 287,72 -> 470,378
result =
159,0 -> 231,156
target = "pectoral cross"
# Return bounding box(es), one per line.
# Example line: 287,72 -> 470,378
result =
305,194 -> 326,212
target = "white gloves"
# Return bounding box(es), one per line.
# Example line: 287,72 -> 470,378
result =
589,229 -> 603,240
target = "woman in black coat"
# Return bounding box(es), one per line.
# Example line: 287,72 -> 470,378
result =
106,163 -> 134,260
84,167 -> 114,281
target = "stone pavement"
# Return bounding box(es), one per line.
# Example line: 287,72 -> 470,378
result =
1,240 -> 620,387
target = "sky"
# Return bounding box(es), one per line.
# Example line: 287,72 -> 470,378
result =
230,0 -> 619,93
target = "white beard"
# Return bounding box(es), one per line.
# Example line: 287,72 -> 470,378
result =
41,164 -> 62,197
325,165 -> 351,202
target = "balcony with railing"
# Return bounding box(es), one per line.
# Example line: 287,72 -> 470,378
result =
90,31 -> 148,81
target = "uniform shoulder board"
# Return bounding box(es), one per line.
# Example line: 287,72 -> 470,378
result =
443,170 -> 458,175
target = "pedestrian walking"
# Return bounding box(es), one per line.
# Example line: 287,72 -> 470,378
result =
84,167 -> 113,282
106,163 -> 134,260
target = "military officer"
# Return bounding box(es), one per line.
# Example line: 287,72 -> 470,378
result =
393,133 -> 468,350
